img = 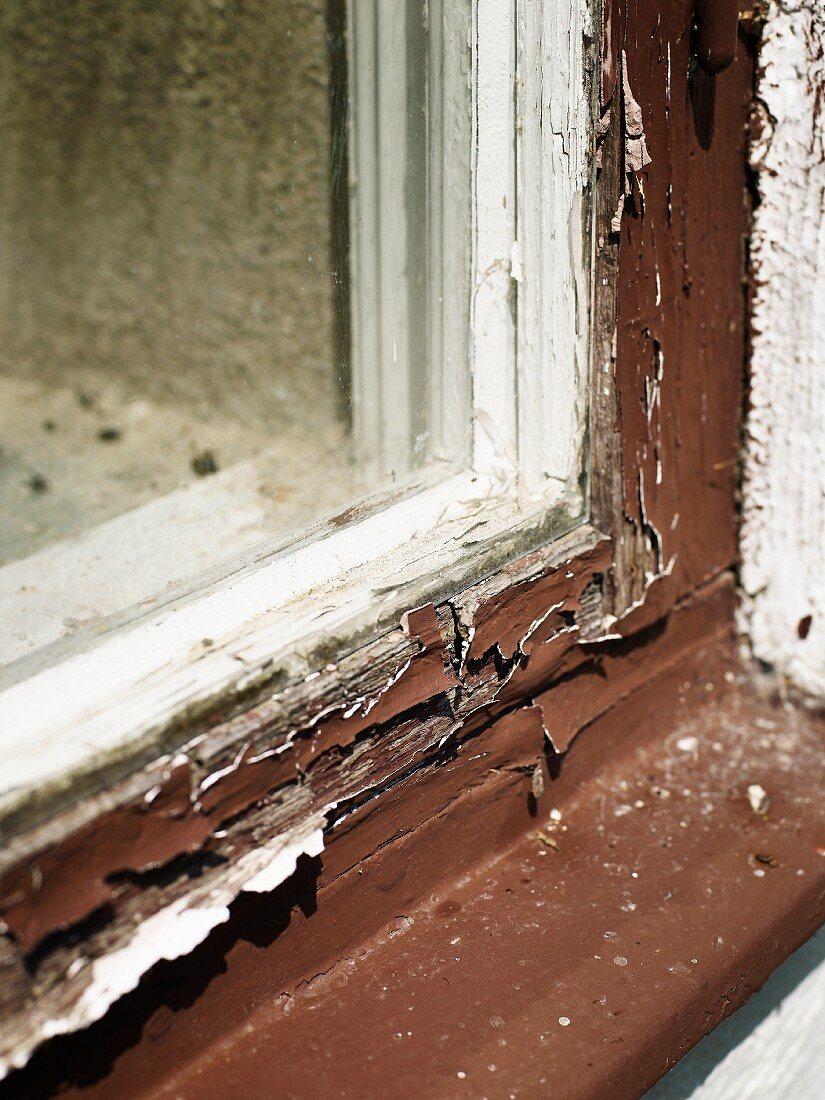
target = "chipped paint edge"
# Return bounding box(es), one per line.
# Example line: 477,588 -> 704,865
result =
0,820 -> 329,1080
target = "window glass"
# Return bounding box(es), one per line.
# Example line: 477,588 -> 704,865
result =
0,0 -> 470,671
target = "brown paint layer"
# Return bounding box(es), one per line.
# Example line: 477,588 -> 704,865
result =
0,760 -> 210,952
462,541 -> 612,664
613,1 -> 750,598
696,0 -> 740,73
5,638 -> 823,1099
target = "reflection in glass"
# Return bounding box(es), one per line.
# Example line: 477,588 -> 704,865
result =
0,1 -> 469,670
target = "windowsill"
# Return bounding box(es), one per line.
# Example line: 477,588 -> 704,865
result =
4,590 -> 823,1096
0,465 -> 583,835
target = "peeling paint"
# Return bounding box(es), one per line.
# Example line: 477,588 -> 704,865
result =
239,826 -> 325,894
41,901 -> 230,1046
612,52 -> 653,233
0,1 -> 755,1080
0,818 -> 329,1080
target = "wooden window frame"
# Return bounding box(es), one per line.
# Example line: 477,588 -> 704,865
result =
0,0 -> 595,830
0,0 -> 680,1076
0,0 -> 777,1083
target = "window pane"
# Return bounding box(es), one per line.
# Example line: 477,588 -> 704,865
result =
0,0 -> 470,672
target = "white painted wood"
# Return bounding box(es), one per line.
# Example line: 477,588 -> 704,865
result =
470,0 -> 519,482
347,1 -> 472,477
515,0 -> 592,502
0,0 -> 594,817
647,927 -> 825,1100
348,0 -> 413,477
740,0 -> 825,698
0,470 -> 523,816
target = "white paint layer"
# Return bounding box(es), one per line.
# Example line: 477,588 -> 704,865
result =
515,0 -> 592,496
240,827 -> 325,893
0,818 -> 327,1080
740,0 -> 825,697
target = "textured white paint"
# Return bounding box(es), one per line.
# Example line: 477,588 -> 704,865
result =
515,0 -> 592,497
648,928 -> 825,1099
740,0 -> 825,697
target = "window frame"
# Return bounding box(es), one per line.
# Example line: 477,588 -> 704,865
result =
0,0 -> 596,826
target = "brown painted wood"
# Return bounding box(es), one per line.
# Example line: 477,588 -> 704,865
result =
612,1 -> 751,605
5,629 -> 823,1099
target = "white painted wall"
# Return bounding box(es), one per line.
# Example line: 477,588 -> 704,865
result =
740,0 -> 825,698
647,927 -> 825,1100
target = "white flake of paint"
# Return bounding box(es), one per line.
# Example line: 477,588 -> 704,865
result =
241,828 -> 325,893
54,899 -> 230,1039
747,783 -> 769,816
66,957 -> 86,979
198,742 -> 249,795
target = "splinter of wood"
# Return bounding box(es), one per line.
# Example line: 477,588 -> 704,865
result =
696,0 -> 739,74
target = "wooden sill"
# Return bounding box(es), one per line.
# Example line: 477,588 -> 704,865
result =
4,599 -> 823,1099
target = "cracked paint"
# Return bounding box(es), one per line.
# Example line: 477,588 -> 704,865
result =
0,0 -> 753,1080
